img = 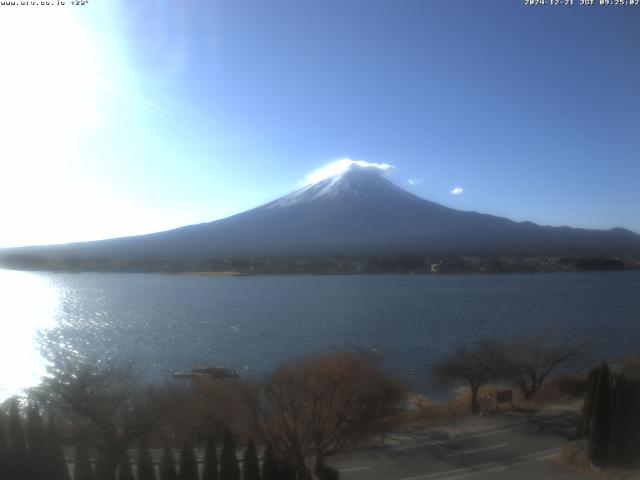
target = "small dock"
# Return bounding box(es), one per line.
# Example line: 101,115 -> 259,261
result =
172,366 -> 239,379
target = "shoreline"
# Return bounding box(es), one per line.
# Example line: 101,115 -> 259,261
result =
2,253 -> 638,276
1,266 -> 640,277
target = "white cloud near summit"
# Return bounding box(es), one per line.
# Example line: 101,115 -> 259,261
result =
451,187 -> 464,195
301,158 -> 394,185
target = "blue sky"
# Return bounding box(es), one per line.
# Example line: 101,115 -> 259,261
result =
0,0 -> 638,247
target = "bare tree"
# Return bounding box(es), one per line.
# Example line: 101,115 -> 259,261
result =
242,352 -> 404,476
145,376 -> 249,445
493,336 -> 583,400
433,342 -> 501,414
33,362 -> 161,480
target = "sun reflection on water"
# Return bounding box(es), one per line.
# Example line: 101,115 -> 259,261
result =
0,269 -> 59,399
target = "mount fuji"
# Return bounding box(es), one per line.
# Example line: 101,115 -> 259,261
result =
2,164 -> 639,270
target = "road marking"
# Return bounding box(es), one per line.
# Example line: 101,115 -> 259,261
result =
507,446 -> 560,460
435,453 -> 557,480
443,443 -> 509,457
391,441 -> 450,451
394,447 -> 560,480
467,428 -> 514,438
395,463 -> 501,480
389,427 -> 519,451
338,465 -> 373,472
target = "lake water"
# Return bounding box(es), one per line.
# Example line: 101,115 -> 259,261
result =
1,269 -> 639,399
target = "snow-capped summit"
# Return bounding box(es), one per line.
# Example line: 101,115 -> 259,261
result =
267,163 -> 414,208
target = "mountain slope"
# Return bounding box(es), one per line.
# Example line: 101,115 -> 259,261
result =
2,165 -> 640,267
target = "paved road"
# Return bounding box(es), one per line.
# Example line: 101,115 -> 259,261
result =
328,405 -> 587,480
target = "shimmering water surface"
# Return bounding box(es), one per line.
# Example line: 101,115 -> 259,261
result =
1,269 -> 639,397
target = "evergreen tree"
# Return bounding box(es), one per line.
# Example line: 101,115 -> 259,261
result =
313,456 -> 324,478
626,377 -> 640,467
95,455 -> 111,480
588,362 -> 613,465
47,416 -> 71,480
179,439 -> 199,480
159,445 -> 178,480
610,372 -> 628,466
74,444 -> 94,480
610,374 -> 640,467
0,423 -> 15,480
137,439 -> 157,480
117,450 -> 135,480
278,459 -> 296,480
219,426 -> 240,480
242,439 -> 260,480
202,431 -> 219,480
260,445 -> 278,480
579,367 -> 599,438
301,466 -> 314,479
27,404 -> 48,480
9,398 -> 30,480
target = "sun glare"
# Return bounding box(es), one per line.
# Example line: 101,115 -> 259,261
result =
0,8 -> 105,244
0,7 -> 158,247
0,270 -> 58,399
0,8 -> 104,154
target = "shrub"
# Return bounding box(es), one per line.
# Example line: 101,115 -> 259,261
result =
47,416 -> 71,480
27,404 -> 47,479
219,426 -> 240,480
9,399 -> 30,480
137,440 -> 156,480
260,445 -> 278,480
0,423 -> 14,480
117,450 -> 134,480
179,440 -> 198,480
159,445 -> 178,480
202,431 -> 218,480
588,363 -> 612,465
242,439 -> 260,480
74,444 -> 94,480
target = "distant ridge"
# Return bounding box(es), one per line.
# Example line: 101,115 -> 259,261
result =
2,164 -> 639,272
